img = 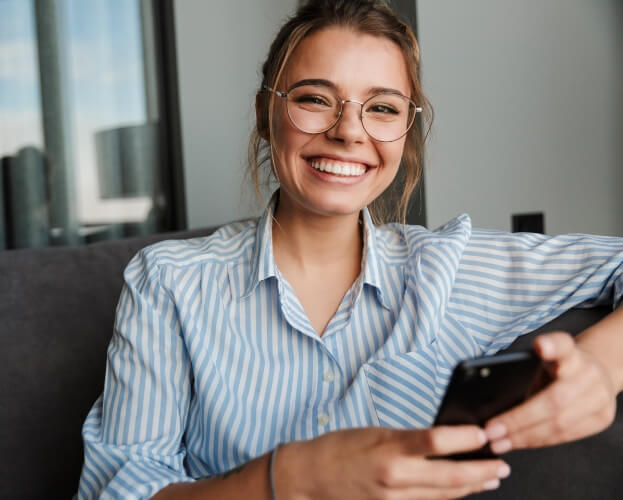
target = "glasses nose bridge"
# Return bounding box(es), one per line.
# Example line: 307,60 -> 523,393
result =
336,97 -> 365,121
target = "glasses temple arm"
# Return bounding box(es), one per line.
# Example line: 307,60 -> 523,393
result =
262,85 -> 287,98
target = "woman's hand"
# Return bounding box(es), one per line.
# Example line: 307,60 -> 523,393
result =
484,332 -> 618,454
274,425 -> 511,500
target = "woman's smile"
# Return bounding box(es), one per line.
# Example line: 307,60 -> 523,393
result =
309,158 -> 368,178
302,154 -> 377,186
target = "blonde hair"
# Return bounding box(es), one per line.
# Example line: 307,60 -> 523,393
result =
248,0 -> 433,224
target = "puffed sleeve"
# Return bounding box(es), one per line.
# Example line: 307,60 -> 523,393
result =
77,248 -> 194,499
449,229 -> 623,354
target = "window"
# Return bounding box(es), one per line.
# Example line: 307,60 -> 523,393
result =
0,0 -> 184,249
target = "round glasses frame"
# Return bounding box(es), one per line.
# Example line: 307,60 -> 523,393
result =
263,84 -> 423,142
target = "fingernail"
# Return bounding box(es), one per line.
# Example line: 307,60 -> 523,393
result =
485,423 -> 507,440
539,339 -> 554,357
477,429 -> 488,445
483,479 -> 501,490
491,439 -> 512,454
497,464 -> 511,479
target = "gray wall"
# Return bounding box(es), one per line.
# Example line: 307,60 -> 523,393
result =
418,0 -> 623,236
174,0 -> 297,229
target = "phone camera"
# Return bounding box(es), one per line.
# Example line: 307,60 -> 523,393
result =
479,367 -> 491,378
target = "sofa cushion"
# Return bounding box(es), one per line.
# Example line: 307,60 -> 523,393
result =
0,228 -> 214,499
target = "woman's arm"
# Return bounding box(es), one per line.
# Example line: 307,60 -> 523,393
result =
452,229 -> 623,356
576,305 -> 623,392
152,451 -> 274,500
78,249 -> 194,499
451,228 -> 623,453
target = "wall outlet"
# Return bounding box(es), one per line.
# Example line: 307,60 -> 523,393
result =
512,212 -> 545,234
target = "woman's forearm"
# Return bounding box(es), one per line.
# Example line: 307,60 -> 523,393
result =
151,443 -> 306,500
151,453 -> 272,500
576,305 -> 623,393
151,449 -> 275,500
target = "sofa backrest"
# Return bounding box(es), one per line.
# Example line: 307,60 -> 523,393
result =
0,228 -> 215,499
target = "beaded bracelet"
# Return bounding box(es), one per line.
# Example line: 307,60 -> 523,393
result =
269,443 -> 281,500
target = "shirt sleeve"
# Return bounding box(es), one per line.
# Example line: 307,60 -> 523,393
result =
77,248 -> 194,499
449,229 -> 623,354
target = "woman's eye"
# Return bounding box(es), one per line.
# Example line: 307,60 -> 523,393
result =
296,95 -> 331,106
368,104 -> 399,114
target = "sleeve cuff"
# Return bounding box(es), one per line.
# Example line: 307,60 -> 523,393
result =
97,459 -> 195,500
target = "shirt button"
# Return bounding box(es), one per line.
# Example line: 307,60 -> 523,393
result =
323,370 -> 335,383
317,413 -> 330,426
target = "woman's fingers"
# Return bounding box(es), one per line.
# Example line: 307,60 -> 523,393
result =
484,333 -> 582,438
533,332 -> 584,378
376,428 -> 511,497
492,410 -> 615,453
378,456 -> 509,489
401,425 -> 487,457
485,332 -> 616,451
486,369 -> 590,440
300,426 -> 514,500
489,386 -> 615,452
534,331 -> 576,360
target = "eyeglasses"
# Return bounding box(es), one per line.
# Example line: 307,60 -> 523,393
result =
264,83 -> 422,142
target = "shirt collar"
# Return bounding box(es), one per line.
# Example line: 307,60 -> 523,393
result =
242,191 -> 389,309
359,207 -> 390,309
243,192 -> 279,297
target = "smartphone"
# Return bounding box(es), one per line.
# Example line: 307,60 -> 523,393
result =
433,350 -> 551,459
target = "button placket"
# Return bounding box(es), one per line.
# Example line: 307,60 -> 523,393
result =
317,413 -> 330,427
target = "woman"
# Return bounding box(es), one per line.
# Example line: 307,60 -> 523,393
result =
78,1 -> 623,499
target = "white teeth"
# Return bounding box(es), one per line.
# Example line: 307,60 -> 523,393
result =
310,159 -> 366,177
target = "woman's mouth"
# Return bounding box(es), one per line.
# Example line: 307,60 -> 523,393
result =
308,158 -> 368,177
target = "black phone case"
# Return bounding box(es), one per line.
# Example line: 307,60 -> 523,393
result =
434,350 -> 546,459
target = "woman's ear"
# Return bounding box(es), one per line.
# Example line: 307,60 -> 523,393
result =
256,93 -> 269,141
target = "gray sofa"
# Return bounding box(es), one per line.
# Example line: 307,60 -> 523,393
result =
1,229 -> 621,499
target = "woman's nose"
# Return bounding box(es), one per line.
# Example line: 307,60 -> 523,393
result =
325,101 -> 367,144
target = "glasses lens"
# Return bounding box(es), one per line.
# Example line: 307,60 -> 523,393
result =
362,93 -> 415,141
286,85 -> 340,133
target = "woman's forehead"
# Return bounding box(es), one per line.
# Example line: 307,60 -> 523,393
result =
281,26 -> 411,97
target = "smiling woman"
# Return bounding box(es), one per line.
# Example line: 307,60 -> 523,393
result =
77,1 -> 623,499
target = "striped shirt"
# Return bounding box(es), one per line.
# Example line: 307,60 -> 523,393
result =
78,196 -> 623,499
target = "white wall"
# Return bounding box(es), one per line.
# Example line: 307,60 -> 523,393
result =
174,0 -> 298,229
174,0 -> 623,236
418,0 -> 623,236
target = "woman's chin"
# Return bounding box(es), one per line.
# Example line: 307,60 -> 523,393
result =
277,187 -> 369,219
303,197 -> 366,218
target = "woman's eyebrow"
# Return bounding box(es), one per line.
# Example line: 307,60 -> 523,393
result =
289,78 -> 335,89
368,86 -> 408,97
289,79 -> 407,97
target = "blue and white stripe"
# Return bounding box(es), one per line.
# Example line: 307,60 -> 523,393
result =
78,196 -> 623,499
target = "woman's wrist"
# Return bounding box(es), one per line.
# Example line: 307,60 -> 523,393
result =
577,306 -> 623,394
271,440 -> 312,500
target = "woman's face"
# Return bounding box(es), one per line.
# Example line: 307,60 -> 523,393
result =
270,26 -> 411,220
